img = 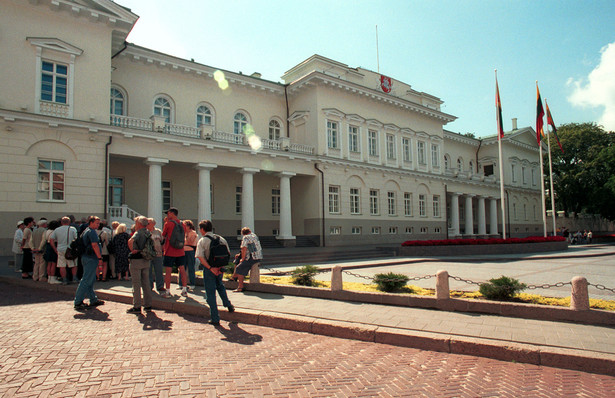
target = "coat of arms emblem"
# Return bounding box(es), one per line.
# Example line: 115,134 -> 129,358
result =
380,75 -> 392,93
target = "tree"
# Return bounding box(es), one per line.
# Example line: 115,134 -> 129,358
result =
547,123 -> 615,220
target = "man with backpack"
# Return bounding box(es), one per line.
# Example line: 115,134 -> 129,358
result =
73,216 -> 105,311
161,207 -> 189,298
195,219 -> 234,325
126,216 -> 154,314
49,216 -> 78,285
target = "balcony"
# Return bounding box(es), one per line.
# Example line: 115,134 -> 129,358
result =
110,115 -> 314,155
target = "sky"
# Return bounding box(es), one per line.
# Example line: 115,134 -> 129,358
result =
116,0 -> 615,137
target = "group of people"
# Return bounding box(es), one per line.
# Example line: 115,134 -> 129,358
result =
12,208 -> 263,326
561,228 -> 593,245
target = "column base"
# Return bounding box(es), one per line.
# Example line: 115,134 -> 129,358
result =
275,236 -> 296,247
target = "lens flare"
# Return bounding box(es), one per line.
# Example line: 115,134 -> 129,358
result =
248,134 -> 262,151
260,159 -> 274,171
213,70 -> 229,90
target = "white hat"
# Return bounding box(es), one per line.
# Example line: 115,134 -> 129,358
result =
17,220 -> 24,227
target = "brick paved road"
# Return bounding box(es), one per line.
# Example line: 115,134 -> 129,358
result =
1,283 -> 614,397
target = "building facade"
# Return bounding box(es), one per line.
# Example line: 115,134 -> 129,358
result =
0,0 -> 542,254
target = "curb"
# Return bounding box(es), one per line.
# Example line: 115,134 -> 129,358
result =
3,276 -> 615,377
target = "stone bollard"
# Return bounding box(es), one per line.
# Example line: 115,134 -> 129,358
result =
571,276 -> 590,311
436,270 -> 450,300
331,266 -> 343,291
249,262 -> 261,284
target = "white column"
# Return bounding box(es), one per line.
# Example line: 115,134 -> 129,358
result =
477,196 -> 486,236
278,172 -> 296,240
450,193 -> 460,236
465,194 -> 474,235
240,168 -> 259,232
490,197 -> 499,236
195,163 -> 217,223
145,157 -> 168,228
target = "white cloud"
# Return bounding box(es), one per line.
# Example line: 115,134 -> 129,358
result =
568,41 -> 615,131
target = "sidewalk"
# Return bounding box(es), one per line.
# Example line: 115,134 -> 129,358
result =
2,248 -> 615,377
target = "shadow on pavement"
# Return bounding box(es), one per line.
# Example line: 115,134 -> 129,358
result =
138,311 -> 173,331
0,282 -> 69,307
215,321 -> 263,345
73,308 -> 111,322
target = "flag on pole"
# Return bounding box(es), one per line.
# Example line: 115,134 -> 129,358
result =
536,83 -> 545,144
496,77 -> 504,139
546,102 -> 564,153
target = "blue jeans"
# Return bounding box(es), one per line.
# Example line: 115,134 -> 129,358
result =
184,250 -> 196,286
74,255 -> 99,305
150,256 -> 164,291
203,268 -> 232,323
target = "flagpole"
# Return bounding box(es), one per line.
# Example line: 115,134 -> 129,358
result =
496,70 -> 506,239
545,99 -> 557,236
376,25 -> 380,74
537,82 -> 547,238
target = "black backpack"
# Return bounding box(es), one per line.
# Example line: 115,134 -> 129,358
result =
65,228 -> 88,260
169,220 -> 185,249
205,235 -> 230,268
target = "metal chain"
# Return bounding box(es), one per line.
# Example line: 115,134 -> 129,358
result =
342,270 -> 436,283
449,275 -> 483,286
588,283 -> 615,294
526,282 -> 571,290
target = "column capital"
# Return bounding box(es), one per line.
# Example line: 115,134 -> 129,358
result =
450,192 -> 463,197
195,163 -> 217,171
277,171 -> 296,178
240,167 -> 260,175
145,157 -> 168,166
464,193 -> 476,199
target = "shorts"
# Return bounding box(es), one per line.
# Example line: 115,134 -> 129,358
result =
57,251 -> 75,268
163,255 -> 185,268
234,257 -> 259,277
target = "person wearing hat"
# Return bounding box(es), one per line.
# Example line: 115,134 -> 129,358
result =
32,218 -> 48,281
20,217 -> 35,279
12,220 -> 25,272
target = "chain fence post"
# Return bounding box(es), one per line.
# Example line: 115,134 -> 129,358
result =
436,270 -> 450,300
331,266 -> 343,291
571,276 -> 589,311
249,262 -> 261,284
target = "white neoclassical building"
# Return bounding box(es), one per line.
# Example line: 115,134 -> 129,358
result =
0,0 -> 542,254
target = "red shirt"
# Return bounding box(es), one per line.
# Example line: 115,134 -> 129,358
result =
162,219 -> 186,257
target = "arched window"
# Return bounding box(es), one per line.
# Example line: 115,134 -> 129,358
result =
196,104 -> 212,127
469,160 -> 474,173
457,158 -> 463,172
154,96 -> 172,123
444,155 -> 450,170
233,112 -> 248,135
110,88 -> 125,116
269,119 -> 281,140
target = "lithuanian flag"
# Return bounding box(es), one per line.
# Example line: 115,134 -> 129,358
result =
496,78 -> 504,139
546,102 -> 564,153
536,83 -> 545,144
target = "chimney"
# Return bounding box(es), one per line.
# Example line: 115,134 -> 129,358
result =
511,118 -> 518,131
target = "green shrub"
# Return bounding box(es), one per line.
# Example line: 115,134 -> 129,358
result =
479,275 -> 527,301
291,265 -> 320,286
373,272 -> 410,292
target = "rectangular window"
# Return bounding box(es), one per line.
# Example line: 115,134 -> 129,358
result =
210,184 -> 214,214
388,227 -> 397,234
431,144 -> 440,167
418,141 -> 426,165
419,194 -> 426,217
162,181 -> 172,212
348,125 -> 359,152
531,169 -> 536,186
420,227 -> 428,234
327,120 -> 338,149
351,226 -> 362,235
369,189 -> 379,215
522,166 -> 526,184
108,177 -> 123,207
371,226 -> 381,235
511,165 -> 517,182
41,61 -> 68,104
386,134 -> 396,159
433,195 -> 441,217
404,193 -> 413,216
272,188 -> 280,215
484,164 -> 494,176
405,227 -> 413,234
235,186 -> 242,214
350,188 -> 360,215
368,130 -> 378,156
387,191 -> 396,216
402,138 -> 411,162
328,185 -> 340,214
330,226 -> 341,235
37,159 -> 64,201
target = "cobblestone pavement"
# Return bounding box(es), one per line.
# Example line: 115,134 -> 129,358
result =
1,283 -> 614,397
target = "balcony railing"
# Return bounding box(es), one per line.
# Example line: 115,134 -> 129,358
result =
110,115 -> 314,155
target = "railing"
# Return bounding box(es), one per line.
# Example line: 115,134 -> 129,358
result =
40,101 -> 69,118
108,205 -> 141,221
164,123 -> 200,138
110,115 -> 153,131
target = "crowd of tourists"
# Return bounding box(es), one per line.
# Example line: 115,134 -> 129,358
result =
11,208 -> 263,325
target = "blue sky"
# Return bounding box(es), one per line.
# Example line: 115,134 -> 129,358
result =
117,0 -> 615,137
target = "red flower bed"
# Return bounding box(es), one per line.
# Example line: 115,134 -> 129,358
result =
401,236 -> 565,247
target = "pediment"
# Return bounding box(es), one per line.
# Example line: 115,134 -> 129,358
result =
27,37 -> 83,56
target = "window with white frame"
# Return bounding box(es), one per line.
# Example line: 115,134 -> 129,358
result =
511,164 -> 517,182
402,138 -> 412,162
444,155 -> 450,170
387,191 -> 396,216
522,166 -> 527,184
235,186 -> 242,214
196,105 -> 212,127
327,120 -> 338,149
457,158 -> 463,172
386,134 -> 396,159
110,88 -> 125,116
328,185 -> 340,214
269,119 -> 281,140
41,61 -> 68,104
405,227 -> 413,234
420,227 -> 428,234
418,141 -> 426,165
348,125 -> 360,152
431,144 -> 440,167
350,188 -> 360,215
330,226 -> 341,235
434,227 -> 441,233
234,112 -> 248,135
404,192 -> 413,216
371,226 -> 381,235
272,188 -> 280,215
531,168 -> 536,186
368,130 -> 378,156
419,194 -> 426,217
162,181 -> 172,212
469,160 -> 474,173
37,159 -> 64,201
433,195 -> 441,217
369,189 -> 379,215
154,96 -> 172,123
389,227 -> 398,234
108,177 -> 123,207
484,164 -> 494,176
351,226 -> 362,235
